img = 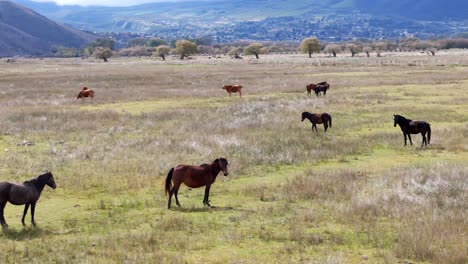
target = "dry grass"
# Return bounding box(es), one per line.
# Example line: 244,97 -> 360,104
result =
0,52 -> 467,263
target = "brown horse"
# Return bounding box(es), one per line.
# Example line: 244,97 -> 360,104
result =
76,87 -> 95,99
165,158 -> 229,209
222,85 -> 242,97
0,171 -> 57,228
393,114 -> 431,147
301,112 -> 332,133
306,81 -> 329,96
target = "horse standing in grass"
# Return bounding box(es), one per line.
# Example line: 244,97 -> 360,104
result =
76,87 -> 95,99
393,114 -> 431,147
306,81 -> 329,96
222,85 -> 243,97
302,112 -> 332,134
165,158 -> 229,209
0,171 -> 57,228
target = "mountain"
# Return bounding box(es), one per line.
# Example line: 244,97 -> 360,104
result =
0,0 -> 95,57
355,0 -> 468,20
10,0 -> 468,43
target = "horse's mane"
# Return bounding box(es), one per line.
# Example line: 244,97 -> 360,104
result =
23,178 -> 37,184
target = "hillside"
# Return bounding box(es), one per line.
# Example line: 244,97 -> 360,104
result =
10,0 -> 468,42
0,0 -> 94,57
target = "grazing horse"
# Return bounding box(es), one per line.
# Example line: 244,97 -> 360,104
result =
76,87 -> 95,99
306,81 -> 329,96
301,112 -> 332,134
0,171 -> 57,228
222,85 -> 243,97
393,114 -> 431,147
165,158 -> 229,209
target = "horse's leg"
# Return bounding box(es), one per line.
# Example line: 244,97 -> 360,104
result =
22,204 -> 30,226
313,124 -> 318,134
0,202 -> 7,228
203,184 -> 212,207
403,133 -> 407,146
239,90 -> 242,98
324,123 -> 328,133
173,185 -> 181,207
421,132 -> 427,148
31,202 -> 36,226
408,134 -> 413,145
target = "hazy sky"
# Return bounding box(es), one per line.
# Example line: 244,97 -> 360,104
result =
31,0 -> 184,6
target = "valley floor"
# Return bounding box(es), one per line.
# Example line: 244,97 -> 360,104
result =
0,52 -> 467,263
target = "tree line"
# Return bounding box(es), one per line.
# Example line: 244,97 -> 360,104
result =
54,35 -> 468,61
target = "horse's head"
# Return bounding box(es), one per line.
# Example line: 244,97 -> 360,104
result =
215,158 -> 229,176
39,171 -> 57,189
301,112 -> 308,122
393,114 -> 403,127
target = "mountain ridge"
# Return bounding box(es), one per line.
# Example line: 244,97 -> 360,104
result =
0,0 -> 95,56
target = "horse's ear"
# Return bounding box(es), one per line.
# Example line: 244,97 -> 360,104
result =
393,114 -> 396,117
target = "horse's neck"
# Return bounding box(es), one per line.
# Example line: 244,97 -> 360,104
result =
27,179 -> 46,193
207,163 -> 221,176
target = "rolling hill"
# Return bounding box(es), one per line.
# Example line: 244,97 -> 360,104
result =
7,0 -> 468,44
0,0 -> 95,57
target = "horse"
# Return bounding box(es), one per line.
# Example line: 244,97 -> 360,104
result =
393,114 -> 431,147
165,158 -> 229,209
0,171 -> 57,228
76,87 -> 95,99
301,112 -> 332,134
306,81 -> 329,96
222,85 -> 242,97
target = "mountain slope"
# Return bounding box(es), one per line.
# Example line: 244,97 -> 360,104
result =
355,0 -> 468,20
0,0 -> 95,56
9,0 -> 468,43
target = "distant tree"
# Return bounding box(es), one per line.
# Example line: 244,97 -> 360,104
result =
147,38 -> 168,47
127,38 -> 147,48
268,45 -> 283,54
91,38 -> 115,50
228,47 -> 243,59
346,43 -> 363,57
399,37 -> 420,51
363,46 -> 373,57
175,40 -> 199,59
324,44 -> 342,57
153,45 -> 171,60
244,43 -> 263,59
299,37 -> 321,58
93,47 -> 113,62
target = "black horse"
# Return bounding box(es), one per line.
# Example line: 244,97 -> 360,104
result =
302,112 -> 332,134
393,114 -> 431,147
0,171 -> 57,228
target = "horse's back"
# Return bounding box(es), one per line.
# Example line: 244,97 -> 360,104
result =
173,164 -> 209,188
223,85 -> 242,92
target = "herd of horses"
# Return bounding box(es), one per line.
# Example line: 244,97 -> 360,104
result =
0,82 -> 433,227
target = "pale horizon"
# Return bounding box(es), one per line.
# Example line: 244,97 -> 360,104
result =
29,0 -> 190,6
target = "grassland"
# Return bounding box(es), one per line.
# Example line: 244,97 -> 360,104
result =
0,52 -> 467,263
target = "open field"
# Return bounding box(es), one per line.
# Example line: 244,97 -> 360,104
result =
0,53 -> 467,263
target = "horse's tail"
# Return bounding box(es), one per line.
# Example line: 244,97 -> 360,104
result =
427,123 -> 431,144
165,168 -> 174,196
328,115 -> 332,128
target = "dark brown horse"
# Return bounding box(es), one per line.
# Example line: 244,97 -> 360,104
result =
0,171 -> 57,228
393,114 -> 431,147
165,158 -> 229,209
222,85 -> 243,97
306,81 -> 329,96
76,87 -> 95,99
302,112 -> 332,133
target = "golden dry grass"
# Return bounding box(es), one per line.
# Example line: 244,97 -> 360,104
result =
0,52 -> 467,263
